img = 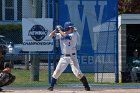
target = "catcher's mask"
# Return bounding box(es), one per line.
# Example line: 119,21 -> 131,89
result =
64,21 -> 74,32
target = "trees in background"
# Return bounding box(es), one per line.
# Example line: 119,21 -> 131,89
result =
118,0 -> 140,14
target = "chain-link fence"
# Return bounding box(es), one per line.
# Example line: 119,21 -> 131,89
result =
0,0 -> 118,87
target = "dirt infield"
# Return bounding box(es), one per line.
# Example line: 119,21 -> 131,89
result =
2,88 -> 140,93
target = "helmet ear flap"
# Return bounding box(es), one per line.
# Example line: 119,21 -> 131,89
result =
64,27 -> 70,31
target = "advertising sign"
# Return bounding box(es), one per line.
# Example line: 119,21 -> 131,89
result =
22,18 -> 53,51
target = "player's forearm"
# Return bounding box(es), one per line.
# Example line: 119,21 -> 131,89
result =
3,67 -> 11,73
49,30 -> 56,38
59,30 -> 67,37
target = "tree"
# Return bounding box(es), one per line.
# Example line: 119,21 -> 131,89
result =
118,0 -> 140,14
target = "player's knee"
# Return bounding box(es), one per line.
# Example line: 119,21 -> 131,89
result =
8,75 -> 16,84
10,75 -> 16,82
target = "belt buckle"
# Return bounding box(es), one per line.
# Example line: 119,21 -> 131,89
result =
72,53 -> 75,55
62,53 -> 75,56
65,54 -> 70,56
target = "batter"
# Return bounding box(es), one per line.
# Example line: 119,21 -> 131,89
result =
48,22 -> 90,91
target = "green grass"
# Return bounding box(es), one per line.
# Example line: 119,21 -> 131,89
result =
10,69 -> 94,87
58,73 -> 94,84
9,69 -> 140,87
10,69 -> 48,87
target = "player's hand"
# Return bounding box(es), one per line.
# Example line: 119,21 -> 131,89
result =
55,25 -> 63,33
49,30 -> 57,38
3,67 -> 11,73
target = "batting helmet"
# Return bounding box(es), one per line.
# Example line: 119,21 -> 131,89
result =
64,21 -> 74,31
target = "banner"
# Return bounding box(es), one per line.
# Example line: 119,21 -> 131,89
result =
22,18 -> 53,51
58,0 -> 118,73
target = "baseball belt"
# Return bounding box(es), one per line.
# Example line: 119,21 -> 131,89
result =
62,53 -> 75,56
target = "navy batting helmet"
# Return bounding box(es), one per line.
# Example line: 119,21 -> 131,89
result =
64,21 -> 74,31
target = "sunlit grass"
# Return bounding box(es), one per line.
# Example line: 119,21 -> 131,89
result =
10,69 -> 94,87
9,69 -> 140,87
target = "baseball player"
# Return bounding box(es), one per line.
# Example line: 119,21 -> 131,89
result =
48,22 -> 90,91
128,49 -> 140,82
0,45 -> 15,91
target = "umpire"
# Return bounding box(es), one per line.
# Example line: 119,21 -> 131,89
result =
0,45 -> 15,91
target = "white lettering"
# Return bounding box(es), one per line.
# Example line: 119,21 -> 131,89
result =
88,56 -> 94,64
81,56 -> 87,64
77,55 -> 114,64
65,0 -> 107,50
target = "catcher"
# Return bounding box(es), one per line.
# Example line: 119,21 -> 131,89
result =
0,45 -> 15,91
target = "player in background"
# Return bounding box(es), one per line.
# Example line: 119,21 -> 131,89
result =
48,21 -> 90,91
128,49 -> 140,82
0,45 -> 15,91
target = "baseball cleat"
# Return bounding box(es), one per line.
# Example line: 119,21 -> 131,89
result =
48,86 -> 53,91
0,88 -> 3,91
85,87 -> 90,91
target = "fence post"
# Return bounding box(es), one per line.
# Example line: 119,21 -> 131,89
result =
52,0 -> 56,70
47,0 -> 50,17
48,52 -> 51,84
25,54 -> 29,70
31,53 -> 39,81
53,38 -> 56,70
